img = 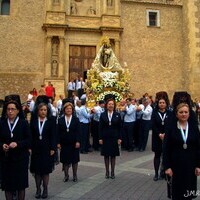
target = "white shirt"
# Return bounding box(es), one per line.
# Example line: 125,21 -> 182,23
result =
93,105 -> 104,122
51,104 -> 58,117
57,99 -> 62,111
67,82 -> 75,91
77,81 -> 85,90
124,104 -> 136,122
29,100 -> 35,112
73,96 -> 79,106
141,104 -> 153,120
75,106 -> 81,119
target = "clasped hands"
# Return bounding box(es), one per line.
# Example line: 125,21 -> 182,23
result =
3,142 -> 17,152
99,139 -> 122,145
165,167 -> 200,177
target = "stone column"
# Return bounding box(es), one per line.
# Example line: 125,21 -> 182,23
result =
59,36 -> 65,77
103,0 -> 107,14
114,39 -> 120,60
115,0 -> 120,15
45,36 -> 52,77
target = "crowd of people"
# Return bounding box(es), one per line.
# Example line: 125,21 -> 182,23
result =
0,90 -> 200,200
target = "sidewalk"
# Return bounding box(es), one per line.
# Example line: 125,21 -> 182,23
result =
1,133 -> 200,200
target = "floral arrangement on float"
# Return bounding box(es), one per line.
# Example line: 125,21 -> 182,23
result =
85,36 -> 131,108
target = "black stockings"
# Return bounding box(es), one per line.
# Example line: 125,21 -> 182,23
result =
35,174 -> 42,193
63,164 -> 70,178
154,156 -> 160,177
154,152 -> 165,179
35,174 -> 49,197
5,190 -> 25,200
104,156 -> 116,176
72,163 -> 78,179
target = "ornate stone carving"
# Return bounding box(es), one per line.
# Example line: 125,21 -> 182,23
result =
87,6 -> 96,15
71,2 -> 78,15
48,13 -> 65,23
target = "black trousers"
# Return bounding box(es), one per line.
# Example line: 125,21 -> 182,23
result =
123,121 -> 135,150
138,119 -> 151,151
80,122 -> 90,152
91,120 -> 100,150
77,89 -> 84,99
133,119 -> 141,148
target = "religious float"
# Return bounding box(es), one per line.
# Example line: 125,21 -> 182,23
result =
85,37 -> 131,108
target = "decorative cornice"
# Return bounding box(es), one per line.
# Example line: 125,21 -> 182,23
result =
42,23 -> 123,33
100,26 -> 124,32
121,0 -> 182,6
67,27 -> 101,32
42,23 -> 69,31
64,26 -> 123,33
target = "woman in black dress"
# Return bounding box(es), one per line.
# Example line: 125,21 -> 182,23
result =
99,99 -> 122,179
151,95 -> 172,181
57,102 -> 81,182
163,103 -> 200,199
0,100 -> 31,200
30,102 -> 56,199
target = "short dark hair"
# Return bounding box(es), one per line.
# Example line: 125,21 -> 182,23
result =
105,99 -> 116,110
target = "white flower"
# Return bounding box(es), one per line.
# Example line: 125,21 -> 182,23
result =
97,91 -> 122,102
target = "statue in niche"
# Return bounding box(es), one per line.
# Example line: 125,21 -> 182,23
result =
107,0 -> 113,6
53,0 -> 60,3
87,6 -> 96,15
71,2 -> 78,15
52,60 -> 58,77
52,38 -> 59,55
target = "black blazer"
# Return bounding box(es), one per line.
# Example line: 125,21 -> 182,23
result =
57,115 -> 81,146
99,111 -> 122,140
151,109 -> 172,152
0,118 -> 31,161
30,117 -> 56,154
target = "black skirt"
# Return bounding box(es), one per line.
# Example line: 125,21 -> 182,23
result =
2,157 -> 29,191
101,138 -> 120,157
60,145 -> 80,164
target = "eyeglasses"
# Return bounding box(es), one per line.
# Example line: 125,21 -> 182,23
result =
7,108 -> 17,111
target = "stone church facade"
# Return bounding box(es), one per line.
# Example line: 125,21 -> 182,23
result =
0,0 -> 199,101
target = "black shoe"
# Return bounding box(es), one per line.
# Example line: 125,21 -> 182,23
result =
110,172 -> 115,179
41,189 -> 48,199
153,175 -> 158,181
128,148 -> 133,152
63,175 -> 69,182
35,189 -> 41,199
105,172 -> 109,179
73,176 -> 78,182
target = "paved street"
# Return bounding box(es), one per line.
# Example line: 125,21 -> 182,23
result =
1,133 -> 200,200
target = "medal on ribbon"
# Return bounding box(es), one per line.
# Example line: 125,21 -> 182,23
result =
7,117 -> 19,138
38,118 -> 46,140
177,121 -> 188,150
158,112 -> 166,126
65,115 -> 72,133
